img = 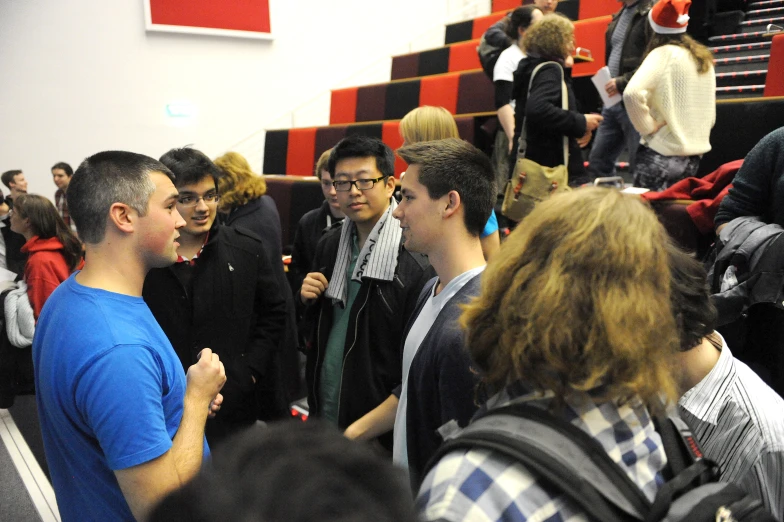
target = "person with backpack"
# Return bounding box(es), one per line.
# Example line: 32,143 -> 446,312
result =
418,188 -> 680,521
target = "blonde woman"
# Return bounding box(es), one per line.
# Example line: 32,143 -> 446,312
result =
399,106 -> 501,259
419,188 -> 679,521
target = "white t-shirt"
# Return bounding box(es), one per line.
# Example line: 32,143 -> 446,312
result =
493,44 -> 525,83
392,265 -> 486,468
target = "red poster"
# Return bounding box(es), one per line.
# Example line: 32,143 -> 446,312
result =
145,0 -> 272,39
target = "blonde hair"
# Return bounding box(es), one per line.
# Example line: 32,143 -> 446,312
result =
314,149 -> 331,179
461,188 -> 680,408
214,152 -> 267,212
399,106 -> 459,144
522,13 -> 574,60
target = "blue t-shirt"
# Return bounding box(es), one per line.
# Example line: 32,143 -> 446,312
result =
481,210 -> 499,238
33,273 -> 210,522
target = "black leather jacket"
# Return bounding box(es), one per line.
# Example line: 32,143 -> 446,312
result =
302,226 -> 433,442
605,1 -> 654,94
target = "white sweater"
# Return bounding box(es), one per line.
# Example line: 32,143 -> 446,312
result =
624,45 -> 716,157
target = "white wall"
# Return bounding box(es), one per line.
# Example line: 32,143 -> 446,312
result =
0,0 -> 485,195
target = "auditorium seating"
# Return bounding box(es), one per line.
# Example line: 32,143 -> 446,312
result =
263,0 -> 784,249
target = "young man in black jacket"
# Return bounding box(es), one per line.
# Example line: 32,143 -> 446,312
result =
299,136 -> 433,450
143,148 -> 287,447
587,0 -> 653,179
344,139 -> 494,487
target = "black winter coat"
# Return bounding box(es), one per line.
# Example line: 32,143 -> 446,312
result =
302,226 -> 434,445
512,58 -> 588,184
289,200 -> 343,296
143,224 -> 287,424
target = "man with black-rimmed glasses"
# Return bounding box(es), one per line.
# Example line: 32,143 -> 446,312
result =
299,136 -> 433,452
143,147 -> 287,447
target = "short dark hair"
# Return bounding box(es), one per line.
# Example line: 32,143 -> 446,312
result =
328,136 -> 395,179
506,5 -> 541,39
159,147 -> 222,188
150,421 -> 419,522
67,151 -> 173,244
1,170 -> 22,189
397,138 -> 495,237
667,242 -> 717,351
51,162 -> 74,177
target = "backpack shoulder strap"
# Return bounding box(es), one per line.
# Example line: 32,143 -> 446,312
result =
424,403 -> 651,521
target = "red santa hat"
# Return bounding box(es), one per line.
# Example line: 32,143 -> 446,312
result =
649,0 -> 691,34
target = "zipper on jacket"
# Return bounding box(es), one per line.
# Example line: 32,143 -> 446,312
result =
335,284 -> 372,424
376,286 -> 394,315
311,304 -> 324,413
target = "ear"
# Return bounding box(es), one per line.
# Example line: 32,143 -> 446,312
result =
442,190 -> 462,219
384,175 -> 396,198
107,202 -> 135,235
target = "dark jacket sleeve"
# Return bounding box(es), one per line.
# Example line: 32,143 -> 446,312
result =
494,80 -> 514,109
289,214 -> 313,296
715,130 -> 784,227
525,64 -> 587,139
247,244 -> 288,377
484,17 -> 512,49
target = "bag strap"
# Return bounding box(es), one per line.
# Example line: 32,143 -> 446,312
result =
517,61 -> 569,168
423,403 -> 651,521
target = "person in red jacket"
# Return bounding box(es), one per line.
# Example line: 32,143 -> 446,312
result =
9,194 -> 82,318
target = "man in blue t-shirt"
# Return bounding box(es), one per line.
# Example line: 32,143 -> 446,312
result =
33,151 -> 227,522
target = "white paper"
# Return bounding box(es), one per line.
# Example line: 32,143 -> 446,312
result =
591,66 -> 622,108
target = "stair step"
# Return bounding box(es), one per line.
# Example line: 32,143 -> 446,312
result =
710,41 -> 771,55
739,16 -> 784,32
714,53 -> 770,73
716,84 -> 767,99
748,0 -> 784,9
715,69 -> 768,86
709,30 -> 774,43
747,6 -> 784,18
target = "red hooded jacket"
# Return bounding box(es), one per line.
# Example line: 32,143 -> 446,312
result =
21,236 -> 73,319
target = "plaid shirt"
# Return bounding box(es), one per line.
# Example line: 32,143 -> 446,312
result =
55,188 -> 74,231
417,385 -> 668,522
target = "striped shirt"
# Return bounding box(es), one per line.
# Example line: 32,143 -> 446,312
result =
417,386 -> 667,522
678,332 -> 784,520
607,2 -> 638,78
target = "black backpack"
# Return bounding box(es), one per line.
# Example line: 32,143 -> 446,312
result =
423,403 -> 777,522
477,18 -> 511,79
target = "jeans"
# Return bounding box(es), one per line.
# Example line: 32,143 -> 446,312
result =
586,103 -> 641,179
633,145 -> 701,192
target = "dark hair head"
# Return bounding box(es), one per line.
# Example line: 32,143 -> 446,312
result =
397,138 -> 495,236
506,5 -> 542,39
1,170 -> 23,190
67,151 -> 173,244
667,242 -> 717,351
159,147 -> 222,188
15,194 -> 82,270
328,136 -> 395,179
51,162 -> 74,177
150,421 -> 419,522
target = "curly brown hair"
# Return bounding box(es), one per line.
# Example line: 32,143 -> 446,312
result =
213,152 -> 267,212
522,13 -> 573,60
461,188 -> 680,409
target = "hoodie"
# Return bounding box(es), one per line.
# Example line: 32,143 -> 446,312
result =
21,236 -> 72,319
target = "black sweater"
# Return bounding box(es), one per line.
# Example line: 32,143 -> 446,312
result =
512,58 -> 588,184
715,127 -> 784,228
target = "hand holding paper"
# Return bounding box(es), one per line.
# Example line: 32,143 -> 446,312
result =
592,66 -> 622,108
